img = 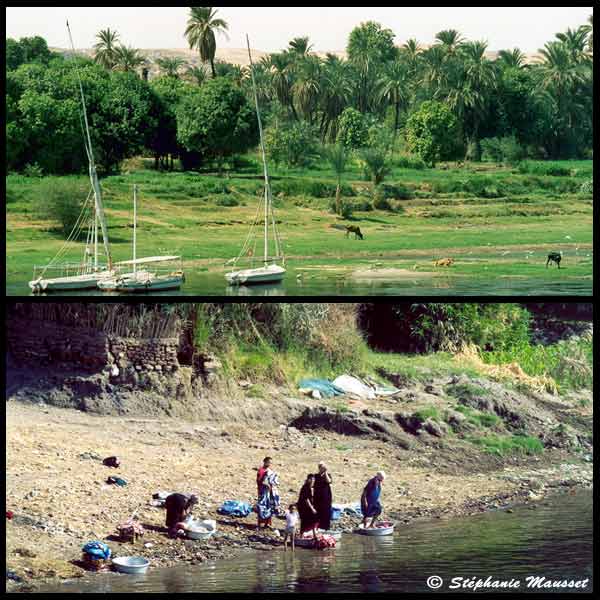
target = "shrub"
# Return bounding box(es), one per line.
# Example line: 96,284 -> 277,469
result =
518,161 -> 572,176
393,154 -> 427,170
405,101 -> 461,166
265,121 -> 319,168
23,163 -> 44,178
216,196 -> 240,207
481,136 -> 524,165
380,182 -> 414,200
373,191 -> 393,211
367,122 -> 394,152
34,177 -> 90,238
481,137 -> 504,162
360,147 -> 391,186
337,107 -> 369,149
579,178 -> 593,195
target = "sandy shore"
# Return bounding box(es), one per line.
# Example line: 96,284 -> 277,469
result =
5,399 -> 593,592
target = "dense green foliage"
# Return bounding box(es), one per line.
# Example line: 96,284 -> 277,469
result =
265,121 -> 319,167
176,77 -> 259,168
405,101 -> 460,165
6,12 -> 593,176
361,303 -> 531,353
33,177 -> 90,237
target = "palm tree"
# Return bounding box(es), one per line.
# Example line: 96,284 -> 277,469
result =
587,14 -> 593,52
267,51 -> 298,120
186,64 -> 209,86
185,6 -> 229,78
455,41 -> 497,160
536,40 -> 591,154
377,60 -> 410,138
401,38 -> 422,77
556,27 -> 592,64
435,29 -> 464,57
113,46 -> 146,73
93,28 -> 120,69
289,36 -> 313,56
497,48 -> 526,69
156,57 -> 185,78
324,143 -> 349,215
320,59 -> 352,141
292,55 -> 322,123
420,45 -> 448,97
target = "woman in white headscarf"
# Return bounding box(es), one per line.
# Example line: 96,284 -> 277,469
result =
313,461 -> 333,531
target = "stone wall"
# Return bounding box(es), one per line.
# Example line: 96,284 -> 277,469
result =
7,317 -> 181,375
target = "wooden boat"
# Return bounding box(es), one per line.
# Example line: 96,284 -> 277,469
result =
353,521 -> 395,536
97,186 -> 184,293
30,269 -> 115,293
30,22 -> 115,293
225,36 -> 285,287
226,264 -> 285,286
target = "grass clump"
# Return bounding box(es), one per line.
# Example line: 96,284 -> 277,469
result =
468,433 -> 544,456
414,405 -> 441,422
454,404 -> 500,428
445,382 -> 491,401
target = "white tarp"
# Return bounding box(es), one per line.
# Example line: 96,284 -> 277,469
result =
332,375 -> 377,400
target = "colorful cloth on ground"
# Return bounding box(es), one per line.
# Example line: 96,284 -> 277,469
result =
313,472 -> 333,531
331,502 -> 362,518
361,477 -> 382,518
82,541 -> 111,560
217,500 -> 253,518
298,379 -> 345,398
315,534 -> 337,549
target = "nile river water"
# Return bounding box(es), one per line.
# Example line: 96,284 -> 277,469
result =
7,269 -> 593,297
39,489 -> 592,593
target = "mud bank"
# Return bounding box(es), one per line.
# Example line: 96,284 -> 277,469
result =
6,393 -> 592,593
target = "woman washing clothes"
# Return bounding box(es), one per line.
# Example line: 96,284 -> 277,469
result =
361,471 -> 386,529
297,474 -> 319,538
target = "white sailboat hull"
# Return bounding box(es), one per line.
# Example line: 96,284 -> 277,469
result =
29,271 -> 116,293
97,271 -> 184,293
226,265 -> 286,286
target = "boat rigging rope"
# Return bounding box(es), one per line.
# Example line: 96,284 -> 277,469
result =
37,189 -> 93,277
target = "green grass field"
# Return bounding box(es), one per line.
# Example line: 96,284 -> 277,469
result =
6,157 -> 593,295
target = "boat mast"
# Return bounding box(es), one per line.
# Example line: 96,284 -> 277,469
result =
94,210 -> 98,270
133,185 -> 137,275
67,20 -> 112,270
246,35 -> 270,265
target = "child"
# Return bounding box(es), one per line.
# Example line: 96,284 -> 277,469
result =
283,504 -> 299,551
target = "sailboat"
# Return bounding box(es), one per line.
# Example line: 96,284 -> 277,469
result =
225,36 -> 286,287
97,185 -> 185,293
29,22 -> 115,294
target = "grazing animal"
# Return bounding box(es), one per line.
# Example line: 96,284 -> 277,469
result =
345,226 -> 364,240
546,252 -> 563,269
434,258 -> 454,268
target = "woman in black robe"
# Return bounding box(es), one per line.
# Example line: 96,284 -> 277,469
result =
313,462 -> 333,531
297,474 -> 319,537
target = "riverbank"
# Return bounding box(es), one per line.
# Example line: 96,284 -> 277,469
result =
6,160 -> 593,296
6,393 -> 593,593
